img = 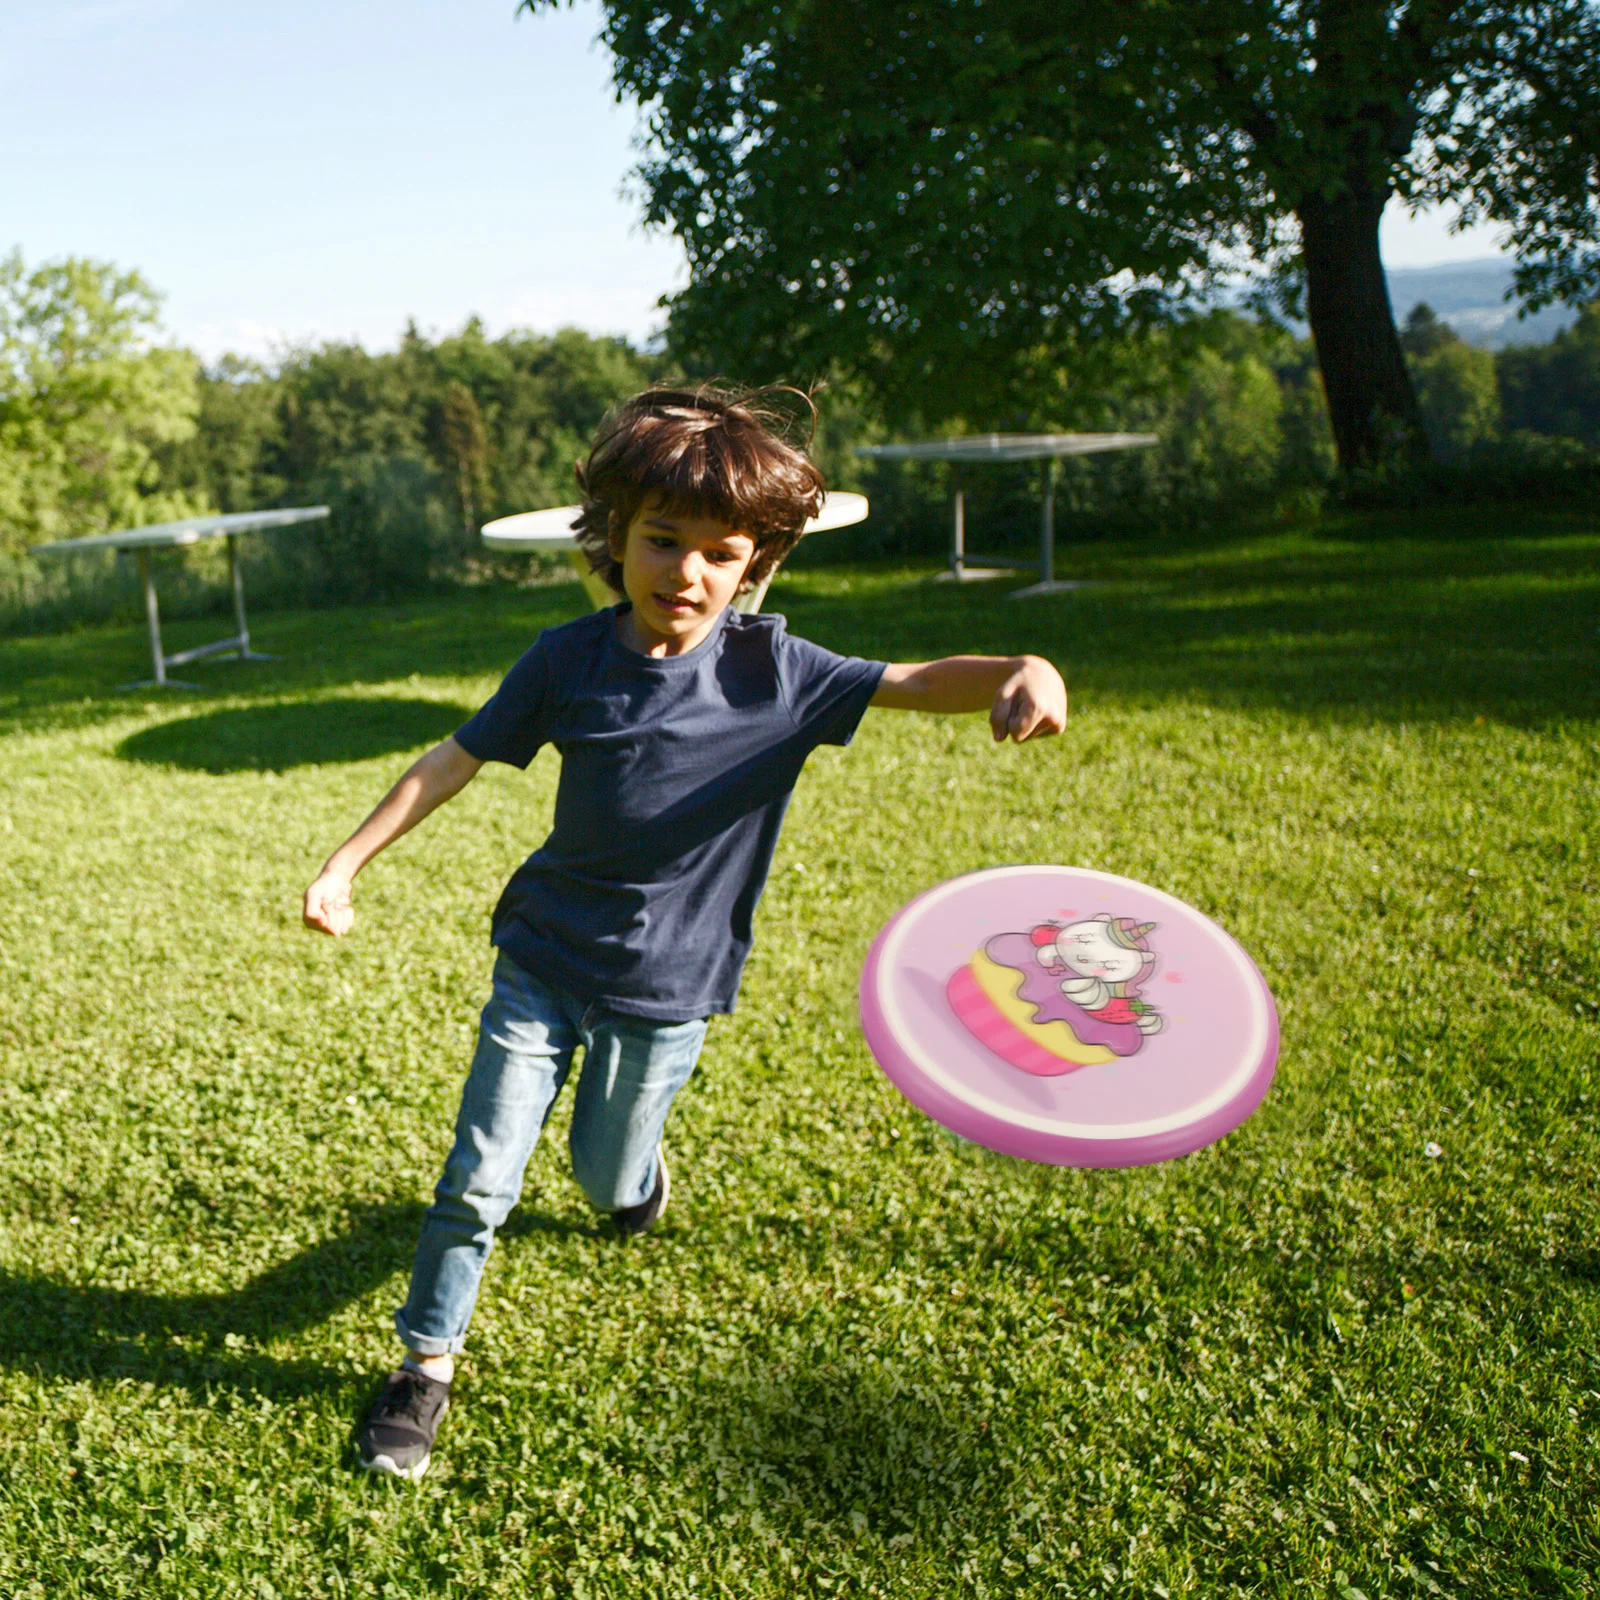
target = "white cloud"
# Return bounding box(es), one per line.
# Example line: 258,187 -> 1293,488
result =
1381,199 -> 1508,269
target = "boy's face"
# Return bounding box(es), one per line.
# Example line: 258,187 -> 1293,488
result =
612,501 -> 757,656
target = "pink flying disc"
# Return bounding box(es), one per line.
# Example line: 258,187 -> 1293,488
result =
859,866 -> 1277,1167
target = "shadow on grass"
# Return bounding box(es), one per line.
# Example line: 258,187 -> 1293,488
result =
0,583 -> 583,740
699,1364 -> 981,1520
114,696 -> 472,773
0,1200 -> 599,1402
776,529 -> 1600,729
5,515 -> 1599,739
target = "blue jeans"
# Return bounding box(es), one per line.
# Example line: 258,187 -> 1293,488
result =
395,952 -> 708,1355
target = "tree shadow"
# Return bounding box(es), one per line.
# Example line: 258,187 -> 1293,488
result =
114,696 -> 472,773
0,1199 -> 599,1402
5,521 -> 1598,740
775,529 -> 1600,729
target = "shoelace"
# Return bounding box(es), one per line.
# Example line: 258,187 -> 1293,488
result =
388,1371 -> 438,1422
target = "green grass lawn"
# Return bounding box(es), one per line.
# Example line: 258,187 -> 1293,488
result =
0,506 -> 1596,1598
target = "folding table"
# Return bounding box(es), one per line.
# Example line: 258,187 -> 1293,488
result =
33,507 -> 330,688
856,434 -> 1157,595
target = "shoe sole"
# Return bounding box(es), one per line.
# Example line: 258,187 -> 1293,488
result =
360,1450 -> 431,1481
358,1391 -> 448,1482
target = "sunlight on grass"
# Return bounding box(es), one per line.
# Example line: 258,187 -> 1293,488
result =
0,512 -> 1596,1597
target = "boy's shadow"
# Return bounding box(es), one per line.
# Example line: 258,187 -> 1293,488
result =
0,1201 -> 595,1403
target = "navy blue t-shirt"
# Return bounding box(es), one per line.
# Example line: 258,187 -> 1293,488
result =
453,604 -> 886,1020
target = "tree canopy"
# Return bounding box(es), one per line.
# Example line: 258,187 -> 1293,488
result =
0,250 -> 202,555
530,0 -> 1600,470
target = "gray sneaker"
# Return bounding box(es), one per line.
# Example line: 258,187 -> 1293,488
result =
357,1367 -> 451,1480
613,1147 -> 670,1236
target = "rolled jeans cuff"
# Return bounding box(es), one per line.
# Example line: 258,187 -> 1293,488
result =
393,1308 -> 467,1358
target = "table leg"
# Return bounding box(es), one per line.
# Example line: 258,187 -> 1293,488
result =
565,548 -> 622,611
1039,459 -> 1055,585
1010,458 -> 1082,598
118,549 -> 201,688
229,535 -> 249,656
940,481 -> 1012,582
225,534 -> 277,660
140,549 -> 166,686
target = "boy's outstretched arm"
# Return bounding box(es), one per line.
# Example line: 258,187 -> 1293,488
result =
872,655 -> 1067,743
303,736 -> 484,936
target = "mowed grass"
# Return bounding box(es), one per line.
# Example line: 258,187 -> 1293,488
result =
0,505 -> 1596,1599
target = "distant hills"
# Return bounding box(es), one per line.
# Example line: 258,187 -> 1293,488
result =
1236,258 -> 1579,349
1383,259 -> 1576,349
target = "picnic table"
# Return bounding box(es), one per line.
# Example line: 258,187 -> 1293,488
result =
856,433 -> 1157,595
33,507 -> 329,688
480,492 -> 870,613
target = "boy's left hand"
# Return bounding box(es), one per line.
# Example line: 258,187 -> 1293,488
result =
991,656 -> 1067,743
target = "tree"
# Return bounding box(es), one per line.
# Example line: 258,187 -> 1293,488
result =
0,250 -> 202,555
1408,336 -> 1502,456
526,0 -> 1600,473
1398,303 -> 1457,359
1497,299 -> 1600,444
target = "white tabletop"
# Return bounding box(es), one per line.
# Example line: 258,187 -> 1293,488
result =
481,491 -> 870,554
857,433 -> 1157,463
33,506 -> 330,556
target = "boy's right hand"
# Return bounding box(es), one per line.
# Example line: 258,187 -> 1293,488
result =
303,871 -> 355,937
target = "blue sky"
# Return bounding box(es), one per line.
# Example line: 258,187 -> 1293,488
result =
1,0 -> 1508,362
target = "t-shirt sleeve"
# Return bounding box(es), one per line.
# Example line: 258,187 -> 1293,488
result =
453,638 -> 553,769
775,625 -> 887,748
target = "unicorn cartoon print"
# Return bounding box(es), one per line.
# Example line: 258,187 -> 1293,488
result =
1031,915 -> 1164,1037
946,912 -> 1167,1078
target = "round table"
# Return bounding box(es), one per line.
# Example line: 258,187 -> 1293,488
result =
32,507 -> 330,689
481,492 -> 870,613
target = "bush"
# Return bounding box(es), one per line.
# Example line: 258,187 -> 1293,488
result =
1339,430 -> 1600,510
268,456 -> 457,605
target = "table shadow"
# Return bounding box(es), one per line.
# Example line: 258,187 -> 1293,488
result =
114,696 -> 471,773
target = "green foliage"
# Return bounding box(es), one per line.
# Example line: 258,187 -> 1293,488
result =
0,250 -> 206,555
1325,302 -> 1600,496
175,355 -> 287,514
1403,321 -> 1504,458
808,314 -> 1337,564
530,0 -> 1600,450
1068,315 -> 1334,528
1398,304 -> 1457,361
152,321 -> 669,610
1498,301 -> 1600,446
2,506 -> 1598,1594
1397,306 -> 1507,459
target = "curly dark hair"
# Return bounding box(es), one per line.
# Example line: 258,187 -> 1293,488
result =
572,384 -> 827,594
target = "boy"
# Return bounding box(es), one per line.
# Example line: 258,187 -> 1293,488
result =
303,386 -> 1066,1479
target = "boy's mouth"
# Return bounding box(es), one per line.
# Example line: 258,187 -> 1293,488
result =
654,594 -> 698,614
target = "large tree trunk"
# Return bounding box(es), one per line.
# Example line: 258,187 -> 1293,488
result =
1296,180 -> 1430,474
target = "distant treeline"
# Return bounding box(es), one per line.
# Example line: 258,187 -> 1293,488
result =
159,322 -> 665,601
2,248 -> 1596,633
